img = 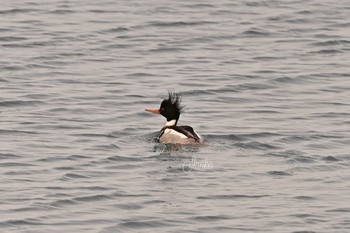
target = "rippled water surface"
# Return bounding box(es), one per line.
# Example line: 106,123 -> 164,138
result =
1,0 -> 350,232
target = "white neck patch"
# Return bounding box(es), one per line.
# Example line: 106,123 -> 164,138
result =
164,119 -> 177,127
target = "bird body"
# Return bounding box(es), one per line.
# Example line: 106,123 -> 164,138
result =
145,92 -> 203,145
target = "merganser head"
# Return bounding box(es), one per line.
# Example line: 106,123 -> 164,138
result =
145,91 -> 184,125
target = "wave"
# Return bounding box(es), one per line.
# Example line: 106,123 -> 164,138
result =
148,20 -> 217,28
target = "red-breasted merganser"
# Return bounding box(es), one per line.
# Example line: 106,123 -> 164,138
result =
145,92 -> 203,145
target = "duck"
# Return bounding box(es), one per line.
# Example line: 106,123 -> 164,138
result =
145,91 -> 203,145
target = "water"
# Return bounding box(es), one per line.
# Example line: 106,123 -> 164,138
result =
1,0 -> 350,232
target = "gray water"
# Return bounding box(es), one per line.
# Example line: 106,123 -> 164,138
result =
1,0 -> 350,232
